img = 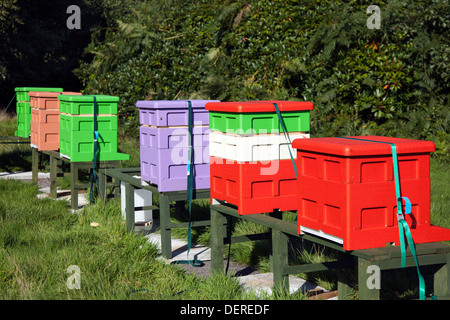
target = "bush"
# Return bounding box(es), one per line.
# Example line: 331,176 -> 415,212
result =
75,0 -> 449,161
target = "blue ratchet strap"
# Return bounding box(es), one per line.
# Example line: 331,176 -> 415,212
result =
90,96 -> 99,204
340,137 -> 425,300
273,103 -> 297,178
171,101 -> 203,267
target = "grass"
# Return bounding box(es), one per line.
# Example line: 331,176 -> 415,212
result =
0,179 -> 287,300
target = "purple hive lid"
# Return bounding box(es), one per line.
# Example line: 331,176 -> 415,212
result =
136,100 -> 219,109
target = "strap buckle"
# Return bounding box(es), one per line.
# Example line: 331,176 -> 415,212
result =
396,196 -> 411,222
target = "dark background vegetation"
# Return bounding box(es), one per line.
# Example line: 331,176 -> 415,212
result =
1,0 -> 448,160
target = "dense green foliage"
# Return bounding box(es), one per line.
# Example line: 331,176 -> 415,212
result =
74,0 -> 449,160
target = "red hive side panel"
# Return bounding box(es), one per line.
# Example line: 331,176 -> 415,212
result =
210,156 -> 297,215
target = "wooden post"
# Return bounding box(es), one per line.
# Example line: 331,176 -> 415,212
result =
434,253 -> 450,297
70,162 -> 78,210
49,154 -> 57,198
358,258 -> 380,300
31,148 -> 39,185
337,251 -> 354,300
211,207 -> 226,273
125,182 -> 135,233
159,194 -> 172,259
272,229 -> 289,292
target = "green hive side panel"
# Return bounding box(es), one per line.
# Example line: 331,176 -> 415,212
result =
15,112 -> 32,137
58,95 -> 119,115
59,128 -> 128,162
208,111 -> 311,134
16,102 -> 31,115
60,114 -> 118,132
14,87 -> 63,102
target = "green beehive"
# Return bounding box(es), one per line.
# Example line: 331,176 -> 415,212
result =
58,94 -> 129,162
208,110 -> 311,134
14,87 -> 63,137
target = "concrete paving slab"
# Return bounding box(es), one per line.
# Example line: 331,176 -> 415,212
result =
0,171 -> 49,180
36,189 -> 90,210
237,272 -> 326,296
146,233 -> 211,263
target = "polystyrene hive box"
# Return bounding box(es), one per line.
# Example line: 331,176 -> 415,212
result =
140,145 -> 210,192
139,125 -> 209,149
206,101 -> 314,134
30,108 -> 60,150
293,135 -> 450,251
16,102 -> 31,114
58,95 -> 119,115
60,128 -> 129,162
209,130 -> 309,162
60,114 -> 118,132
136,100 -> 219,127
210,156 -> 298,215
15,112 -> 32,138
29,91 -> 82,110
14,87 -> 63,102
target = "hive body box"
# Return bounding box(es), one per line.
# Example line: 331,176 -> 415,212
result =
206,101 -> 314,215
137,100 -> 219,192
29,91 -> 81,151
57,94 -> 129,162
14,87 -> 63,138
293,136 -> 450,250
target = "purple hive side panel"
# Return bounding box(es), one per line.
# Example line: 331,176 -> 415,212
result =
139,126 -> 210,149
140,145 -> 152,183
136,99 -> 220,126
155,109 -> 210,127
139,109 -> 156,126
140,145 -> 210,192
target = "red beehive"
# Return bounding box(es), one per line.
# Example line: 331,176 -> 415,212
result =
29,91 -> 81,151
292,135 -> 450,251
210,156 -> 297,215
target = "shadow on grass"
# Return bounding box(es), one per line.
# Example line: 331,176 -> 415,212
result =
0,148 -> 32,172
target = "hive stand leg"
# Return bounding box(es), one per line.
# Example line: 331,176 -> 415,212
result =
337,252 -> 354,300
358,258 -> 380,300
98,170 -> 106,203
70,162 -> 78,210
31,148 -> 39,185
159,194 -> 172,259
272,229 -> 289,293
210,208 -> 226,273
49,155 -> 57,199
434,253 -> 450,297
125,182 -> 135,233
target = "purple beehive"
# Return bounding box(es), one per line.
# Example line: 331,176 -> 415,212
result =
137,100 -> 219,192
